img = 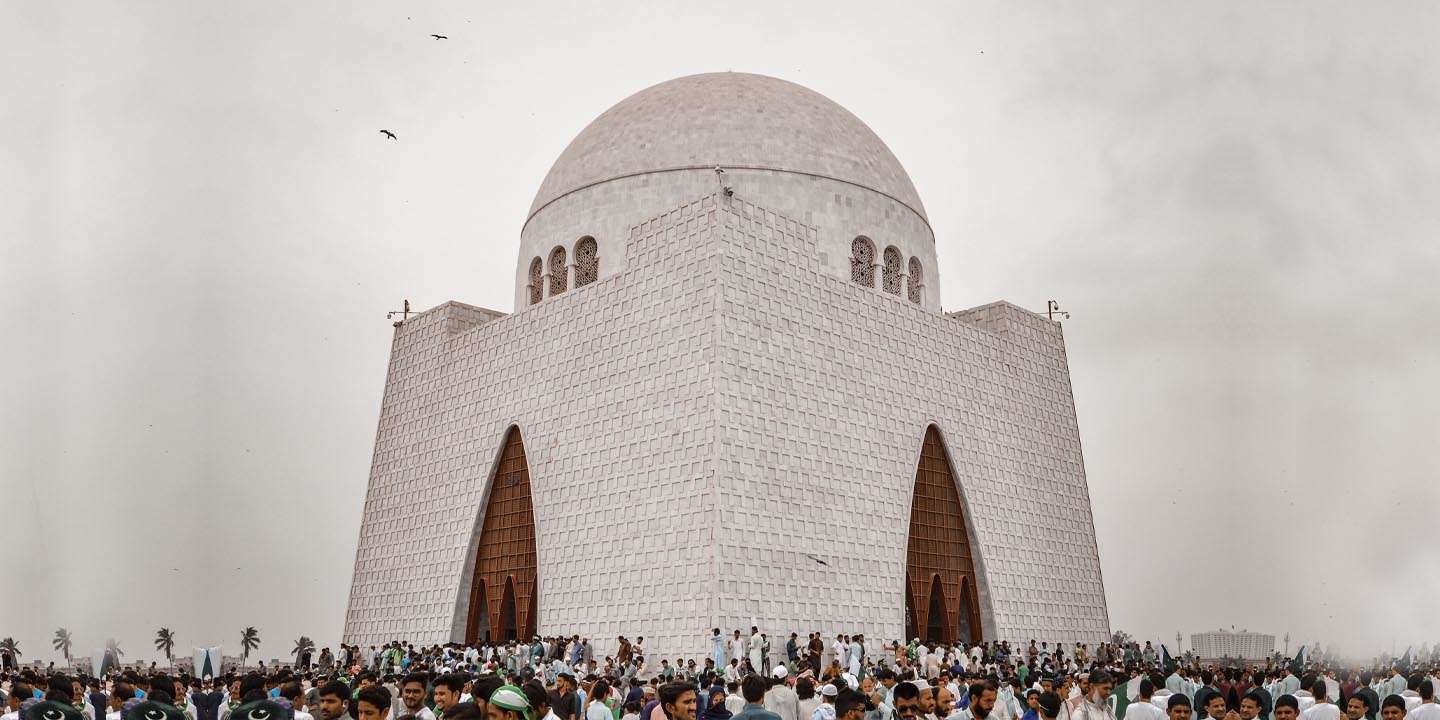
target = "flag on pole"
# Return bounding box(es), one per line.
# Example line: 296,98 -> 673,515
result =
94,647 -> 119,677
1114,675 -> 1145,719
1397,647 -> 1413,673
1162,645 -> 1178,673
1289,646 -> 1306,676
193,647 -> 222,679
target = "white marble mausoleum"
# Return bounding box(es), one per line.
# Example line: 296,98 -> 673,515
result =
343,72 -> 1110,660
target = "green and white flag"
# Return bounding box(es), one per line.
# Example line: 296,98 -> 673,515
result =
1113,675 -> 1145,719
194,646 -> 222,679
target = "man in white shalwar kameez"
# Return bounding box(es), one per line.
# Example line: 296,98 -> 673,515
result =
751,628 -> 764,675
992,685 -> 1017,720
1376,671 -> 1399,699
1166,673 -> 1185,698
1406,681 -> 1438,720
1280,672 -> 1302,699
1292,689 -> 1315,713
1398,682 -> 1421,714
712,631 -> 727,669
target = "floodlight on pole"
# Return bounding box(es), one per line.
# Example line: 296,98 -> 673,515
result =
387,299 -> 412,327
1047,300 -> 1070,321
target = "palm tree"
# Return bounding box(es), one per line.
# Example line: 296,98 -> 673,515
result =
53,629 -> 73,662
240,627 -> 261,664
0,637 -> 20,668
292,636 -> 315,662
154,628 -> 176,660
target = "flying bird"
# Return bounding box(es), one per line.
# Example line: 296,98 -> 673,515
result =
380,130 -> 397,140
431,34 -> 448,40
805,554 -> 829,567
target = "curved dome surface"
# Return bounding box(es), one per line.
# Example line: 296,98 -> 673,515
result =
527,72 -> 927,224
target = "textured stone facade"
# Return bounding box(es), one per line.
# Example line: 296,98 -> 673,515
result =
344,190 -> 1109,658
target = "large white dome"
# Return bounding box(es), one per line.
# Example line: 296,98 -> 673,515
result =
526,72 -> 928,225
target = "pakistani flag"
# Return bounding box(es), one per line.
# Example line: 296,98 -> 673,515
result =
1162,644 -> 1178,673
1397,647 -> 1413,673
1113,675 -> 1145,720
194,647 -> 222,679
1289,646 -> 1306,676
94,647 -> 119,677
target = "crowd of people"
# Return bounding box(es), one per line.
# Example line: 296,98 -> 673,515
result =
3,633 -> 1439,720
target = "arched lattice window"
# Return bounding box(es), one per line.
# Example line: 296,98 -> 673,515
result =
883,246 -> 903,295
907,257 -> 923,304
851,236 -> 876,288
574,236 -> 598,287
548,246 -> 567,296
527,257 -> 543,305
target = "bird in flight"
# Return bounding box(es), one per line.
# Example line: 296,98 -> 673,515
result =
379,130 -> 397,140
805,554 -> 829,566
431,34 -> 448,40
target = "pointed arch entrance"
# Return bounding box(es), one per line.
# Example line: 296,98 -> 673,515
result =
926,575 -> 948,644
467,579 -> 492,644
957,577 -> 979,644
500,577 -> 518,642
464,427 -> 539,645
905,426 -> 983,644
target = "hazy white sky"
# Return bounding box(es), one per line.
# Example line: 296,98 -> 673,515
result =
3,0 -> 1438,665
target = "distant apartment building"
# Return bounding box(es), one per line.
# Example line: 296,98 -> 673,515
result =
1191,629 -> 1275,660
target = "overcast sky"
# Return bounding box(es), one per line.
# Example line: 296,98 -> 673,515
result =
3,0 -> 1438,665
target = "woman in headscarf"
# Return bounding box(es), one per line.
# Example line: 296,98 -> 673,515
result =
702,688 -> 733,720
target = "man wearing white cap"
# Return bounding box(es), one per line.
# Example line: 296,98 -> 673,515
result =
766,668 -> 801,720
812,686 -> 839,720
912,680 -> 937,720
